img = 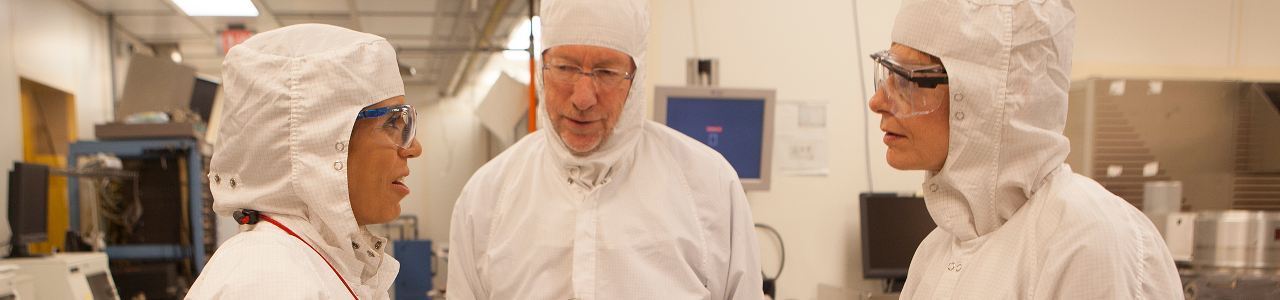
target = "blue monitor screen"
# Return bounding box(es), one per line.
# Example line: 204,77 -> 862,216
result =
665,97 -> 765,179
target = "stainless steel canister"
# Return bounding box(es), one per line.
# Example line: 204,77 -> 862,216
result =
1194,210 -> 1280,270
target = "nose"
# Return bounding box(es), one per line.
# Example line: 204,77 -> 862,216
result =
401,138 -> 423,159
568,74 -> 599,111
868,85 -> 892,116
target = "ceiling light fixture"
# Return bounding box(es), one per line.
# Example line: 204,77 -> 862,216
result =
171,0 -> 259,17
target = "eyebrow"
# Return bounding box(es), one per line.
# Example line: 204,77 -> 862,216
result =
546,52 -> 581,65
545,53 -> 632,70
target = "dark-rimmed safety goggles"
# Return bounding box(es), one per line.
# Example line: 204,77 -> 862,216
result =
870,50 -> 948,118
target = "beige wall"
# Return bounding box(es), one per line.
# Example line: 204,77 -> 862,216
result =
647,0 -> 898,298
11,0 -> 113,140
0,0 -> 113,249
0,0 -> 20,246
1072,0 -> 1280,82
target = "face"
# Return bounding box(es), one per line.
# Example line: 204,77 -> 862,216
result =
348,96 -> 422,226
869,44 -> 950,171
542,45 -> 635,157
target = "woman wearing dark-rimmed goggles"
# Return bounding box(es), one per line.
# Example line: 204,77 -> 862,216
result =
870,50 -> 949,118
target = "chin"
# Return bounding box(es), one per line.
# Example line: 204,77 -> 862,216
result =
885,153 -> 922,171
562,136 -> 603,155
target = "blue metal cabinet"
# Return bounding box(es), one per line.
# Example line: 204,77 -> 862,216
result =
66,138 -> 207,275
394,240 -> 434,300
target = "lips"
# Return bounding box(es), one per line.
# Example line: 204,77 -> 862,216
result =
391,173 -> 410,194
566,116 -> 599,124
882,127 -> 907,144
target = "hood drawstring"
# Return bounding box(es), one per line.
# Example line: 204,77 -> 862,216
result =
236,209 -> 359,300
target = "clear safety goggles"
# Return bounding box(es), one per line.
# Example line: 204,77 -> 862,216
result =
870,50 -> 949,118
355,104 -> 417,149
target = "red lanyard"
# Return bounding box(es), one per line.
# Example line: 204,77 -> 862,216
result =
257,214 -> 360,300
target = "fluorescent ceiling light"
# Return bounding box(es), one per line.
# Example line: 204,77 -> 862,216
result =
171,0 -> 259,17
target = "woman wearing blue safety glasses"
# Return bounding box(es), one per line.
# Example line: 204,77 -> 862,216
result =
187,24 -> 421,300
350,99 -> 421,225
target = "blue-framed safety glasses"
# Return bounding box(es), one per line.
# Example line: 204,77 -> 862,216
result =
356,104 -> 417,149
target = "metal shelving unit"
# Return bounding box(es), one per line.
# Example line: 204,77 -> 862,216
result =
65,138 -> 207,276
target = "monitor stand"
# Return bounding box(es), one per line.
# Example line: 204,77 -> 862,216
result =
885,277 -> 906,293
7,241 -> 46,258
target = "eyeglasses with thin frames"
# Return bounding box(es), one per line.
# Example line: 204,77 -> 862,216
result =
542,62 -> 634,87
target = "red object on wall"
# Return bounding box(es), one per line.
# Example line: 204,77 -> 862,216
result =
221,29 -> 253,54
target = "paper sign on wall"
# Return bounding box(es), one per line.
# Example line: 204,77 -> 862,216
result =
775,101 -> 829,176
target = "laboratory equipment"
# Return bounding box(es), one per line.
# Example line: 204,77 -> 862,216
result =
859,193 -> 935,292
0,264 -> 18,300
686,58 -> 719,86
1164,212 -> 1196,262
7,162 -> 49,258
653,86 -> 775,191
1064,80 -> 1280,211
1192,210 -> 1280,270
3,252 -> 119,300
1177,210 -> 1280,300
66,139 -> 208,274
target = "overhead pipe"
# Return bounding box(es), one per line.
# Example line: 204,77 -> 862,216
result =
446,0 -> 515,97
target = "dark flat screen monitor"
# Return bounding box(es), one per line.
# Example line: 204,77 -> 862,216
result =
8,162 -> 49,257
653,86 -> 775,191
189,77 -> 220,123
860,192 -> 936,280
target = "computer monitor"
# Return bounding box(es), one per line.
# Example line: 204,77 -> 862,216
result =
8,162 -> 49,257
860,193 -> 936,282
653,86 -> 775,191
189,77 -> 220,123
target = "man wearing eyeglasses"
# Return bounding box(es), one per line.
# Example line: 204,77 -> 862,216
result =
870,0 -> 1183,299
445,0 -> 762,299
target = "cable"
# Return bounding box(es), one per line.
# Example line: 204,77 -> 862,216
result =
850,0 -> 874,192
756,223 -> 784,299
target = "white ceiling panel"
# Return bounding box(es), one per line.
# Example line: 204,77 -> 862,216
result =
355,0 -> 436,13
360,16 -> 433,37
436,0 -> 463,13
262,0 -> 349,13
78,0 -> 173,14
178,39 -> 218,58
277,16 -> 360,30
433,17 -> 455,37
116,15 -> 209,40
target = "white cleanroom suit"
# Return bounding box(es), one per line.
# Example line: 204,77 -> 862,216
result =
889,0 -> 1184,299
186,24 -> 404,300
446,0 -> 763,299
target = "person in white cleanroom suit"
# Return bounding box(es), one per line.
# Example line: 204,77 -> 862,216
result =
868,0 -> 1184,299
446,0 -> 762,299
185,24 -> 422,300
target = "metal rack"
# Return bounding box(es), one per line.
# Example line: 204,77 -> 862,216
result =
65,138 -> 207,276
